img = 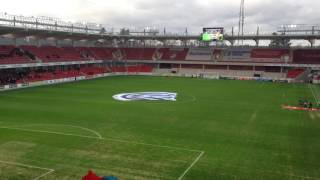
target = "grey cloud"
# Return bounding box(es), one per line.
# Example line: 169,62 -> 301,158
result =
11,0 -> 318,34
95,0 -> 241,33
98,0 -> 318,33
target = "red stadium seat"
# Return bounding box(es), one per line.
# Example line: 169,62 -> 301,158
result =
158,48 -> 189,61
20,46 -> 90,63
287,69 -> 305,78
0,45 -> 33,64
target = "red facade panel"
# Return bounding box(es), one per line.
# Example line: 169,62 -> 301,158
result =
251,49 -> 289,59
293,49 -> 320,64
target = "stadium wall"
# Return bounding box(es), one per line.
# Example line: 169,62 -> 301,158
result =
185,48 -> 212,61
222,48 -> 252,61
251,49 -> 290,63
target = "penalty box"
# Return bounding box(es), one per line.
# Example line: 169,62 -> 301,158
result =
0,126 -> 204,179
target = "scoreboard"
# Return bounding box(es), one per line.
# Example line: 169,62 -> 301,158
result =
201,27 -> 224,42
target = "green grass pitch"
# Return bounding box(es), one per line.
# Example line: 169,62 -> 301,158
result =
0,76 -> 319,180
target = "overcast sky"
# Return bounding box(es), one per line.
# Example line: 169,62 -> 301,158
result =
0,0 -> 319,34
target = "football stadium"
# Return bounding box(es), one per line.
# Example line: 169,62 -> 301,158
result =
0,0 -> 320,179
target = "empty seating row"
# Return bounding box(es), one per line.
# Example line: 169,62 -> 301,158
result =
80,67 -> 108,75
1,45 -> 320,65
15,67 -> 110,83
76,47 -> 116,60
111,65 -> 153,73
157,48 -> 189,61
12,65 -> 152,84
20,46 -> 91,62
287,69 -> 305,78
0,45 -> 33,64
121,48 -> 156,60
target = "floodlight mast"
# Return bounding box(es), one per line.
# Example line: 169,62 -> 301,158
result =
238,0 -> 245,45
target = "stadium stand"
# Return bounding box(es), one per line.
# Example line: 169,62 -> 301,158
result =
80,67 -> 108,75
0,70 -> 23,85
0,45 -> 33,64
25,71 -> 55,82
120,48 -> 156,60
2,44 -> 320,86
79,47 -> 117,60
111,66 -> 127,73
164,68 -> 286,79
0,46 -> 319,65
185,48 -> 212,61
314,75 -> 320,80
251,48 -> 290,63
8,64 -> 153,85
293,49 -> 320,64
140,65 -> 153,72
157,48 -> 189,60
53,70 -> 82,79
141,48 -> 157,60
20,46 -> 90,62
121,48 -> 141,60
287,68 -> 305,78
111,65 -> 153,73
221,48 -> 252,61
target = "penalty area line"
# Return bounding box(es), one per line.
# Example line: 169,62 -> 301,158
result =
0,126 -> 205,179
309,84 -> 319,105
178,151 -> 205,180
0,160 -> 55,180
0,126 -> 202,153
7,123 -> 103,139
33,169 -> 55,180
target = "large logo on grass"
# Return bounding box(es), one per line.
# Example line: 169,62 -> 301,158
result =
113,92 -> 177,101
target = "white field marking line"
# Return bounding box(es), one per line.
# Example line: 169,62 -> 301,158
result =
178,151 -> 204,180
309,84 -> 319,105
33,169 -> 55,180
0,126 -> 202,153
0,126 -> 205,180
311,84 -> 320,104
314,86 -> 320,100
0,126 -> 101,140
9,123 -> 103,139
0,160 -> 55,180
177,94 -> 197,104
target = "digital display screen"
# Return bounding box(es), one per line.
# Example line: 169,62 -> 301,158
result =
201,27 -> 224,42
201,32 -> 224,42
201,33 -> 213,41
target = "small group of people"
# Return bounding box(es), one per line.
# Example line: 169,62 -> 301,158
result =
0,70 -> 29,85
299,100 -> 313,109
83,170 -> 119,180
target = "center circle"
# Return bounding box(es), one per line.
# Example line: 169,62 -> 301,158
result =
113,92 -> 178,101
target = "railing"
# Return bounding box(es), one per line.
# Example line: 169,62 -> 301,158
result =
0,12 -> 104,35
